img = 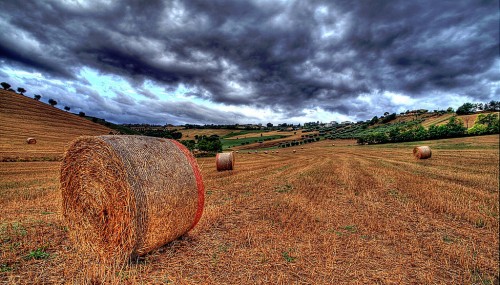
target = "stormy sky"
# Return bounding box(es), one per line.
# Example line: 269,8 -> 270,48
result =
0,0 -> 498,125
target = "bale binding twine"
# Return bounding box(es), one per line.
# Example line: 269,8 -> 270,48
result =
60,135 -> 204,261
413,146 -> 432,159
26,137 -> 36,144
216,152 -> 234,171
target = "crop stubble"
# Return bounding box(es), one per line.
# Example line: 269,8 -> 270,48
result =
0,136 -> 498,284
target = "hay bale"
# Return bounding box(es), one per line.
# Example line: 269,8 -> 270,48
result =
413,146 -> 432,159
26,137 -> 36,144
293,150 -> 296,153
216,152 -> 234,171
264,151 -> 268,154
60,135 -> 204,262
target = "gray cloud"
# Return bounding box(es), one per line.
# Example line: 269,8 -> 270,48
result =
0,0 -> 498,124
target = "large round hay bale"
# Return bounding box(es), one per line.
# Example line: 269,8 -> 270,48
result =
26,137 -> 36,144
216,152 -> 234,171
60,135 -> 204,261
413,146 -> 432,159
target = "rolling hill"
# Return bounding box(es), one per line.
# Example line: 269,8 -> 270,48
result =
0,90 -> 112,160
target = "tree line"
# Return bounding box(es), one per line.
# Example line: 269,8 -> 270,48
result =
357,113 -> 499,145
2,81 -> 73,112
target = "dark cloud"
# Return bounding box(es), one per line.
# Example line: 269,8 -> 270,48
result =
0,0 -> 498,124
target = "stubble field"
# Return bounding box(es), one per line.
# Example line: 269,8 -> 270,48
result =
1,133 -> 498,284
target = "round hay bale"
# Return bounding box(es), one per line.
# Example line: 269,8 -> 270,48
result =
264,151 -> 268,154
293,150 -> 296,153
216,152 -> 234,171
60,135 -> 204,262
26,137 -> 37,144
413,146 -> 432,159
235,151 -> 239,153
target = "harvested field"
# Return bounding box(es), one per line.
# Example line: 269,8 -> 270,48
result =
0,90 -> 111,160
0,135 -> 498,284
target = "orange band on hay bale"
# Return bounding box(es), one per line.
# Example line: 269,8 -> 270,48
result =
26,137 -> 36,144
60,135 -> 205,261
170,139 -> 204,230
216,152 -> 234,171
413,146 -> 432,159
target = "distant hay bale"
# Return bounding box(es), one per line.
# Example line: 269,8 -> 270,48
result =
264,151 -> 268,154
60,135 -> 204,262
216,152 -> 234,171
26,137 -> 36,144
293,150 -> 296,153
413,146 -> 432,159
235,151 -> 239,153
276,151 -> 279,153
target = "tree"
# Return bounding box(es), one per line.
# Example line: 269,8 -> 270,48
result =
446,107 -> 454,113
17,87 -> 26,95
1,82 -> 10,90
444,117 -> 466,137
79,111 -> 86,117
34,94 -> 41,101
48,99 -> 57,107
381,113 -> 397,123
197,135 -> 222,152
369,116 -> 379,125
64,106 -> 71,111
456,103 -> 475,115
266,122 -> 273,128
485,100 -> 500,111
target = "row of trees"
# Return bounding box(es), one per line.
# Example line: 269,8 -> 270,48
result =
456,101 -> 500,115
2,82 -> 26,95
2,81 -> 72,111
141,129 -> 182,140
357,114 -> 499,145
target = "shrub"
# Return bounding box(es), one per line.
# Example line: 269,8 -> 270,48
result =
48,99 -> 57,107
1,82 -> 10,90
17,87 -> 26,95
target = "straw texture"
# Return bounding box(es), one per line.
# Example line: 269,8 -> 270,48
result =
413,146 -> 432,159
216,152 -> 234,171
60,135 -> 204,261
26,137 -> 36,144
